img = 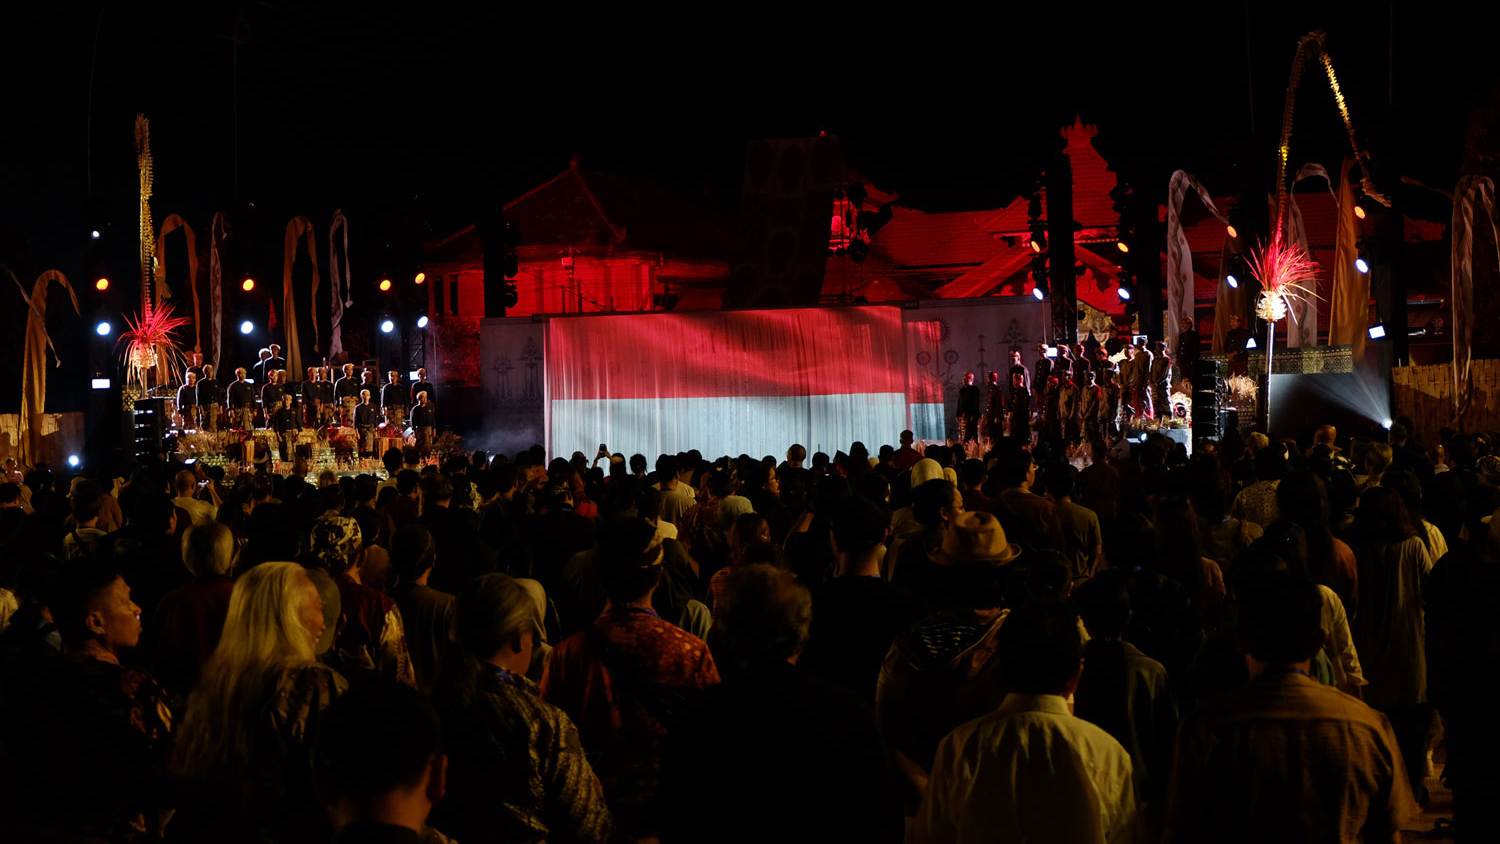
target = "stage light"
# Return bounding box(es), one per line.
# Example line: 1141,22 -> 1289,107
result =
379,278 -> 392,292
1226,274 -> 1239,289
95,321 -> 111,336
417,315 -> 429,328
1030,231 -> 1046,252
242,278 -> 255,292
1227,225 -> 1239,239
380,319 -> 395,333
1355,257 -> 1370,274
414,272 -> 426,284
95,277 -> 109,291
91,378 -> 111,390
1368,323 -> 1387,340
240,320 -> 254,335
408,370 -> 421,381
1116,241 -> 1129,253
90,230 -> 101,240
1354,205 -> 1367,220
1032,286 -> 1046,301
1382,418 -> 1393,429
67,455 -> 80,468
1118,287 -> 1131,301
1246,337 -> 1257,349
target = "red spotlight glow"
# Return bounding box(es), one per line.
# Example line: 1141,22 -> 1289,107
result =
379,278 -> 393,292
95,277 -> 109,291
241,278 -> 255,292
414,272 -> 426,284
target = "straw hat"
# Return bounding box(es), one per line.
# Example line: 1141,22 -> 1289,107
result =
933,511 -> 1021,566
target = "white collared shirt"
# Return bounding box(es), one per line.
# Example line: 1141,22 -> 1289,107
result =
913,693 -> 1137,844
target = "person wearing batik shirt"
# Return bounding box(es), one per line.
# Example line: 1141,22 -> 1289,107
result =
8,560 -> 172,842
433,574 -> 618,844
309,515 -> 416,688
542,519 -> 719,839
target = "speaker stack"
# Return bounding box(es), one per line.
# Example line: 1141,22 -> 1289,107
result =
1191,358 -> 1224,441
130,397 -> 170,461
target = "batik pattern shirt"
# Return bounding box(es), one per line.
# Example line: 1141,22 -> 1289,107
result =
541,607 -> 719,835
433,666 -> 618,844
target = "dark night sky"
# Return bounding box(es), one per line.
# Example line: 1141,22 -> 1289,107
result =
2,2 -> 1495,409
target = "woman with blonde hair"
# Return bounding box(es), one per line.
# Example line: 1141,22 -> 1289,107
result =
171,561 -> 346,843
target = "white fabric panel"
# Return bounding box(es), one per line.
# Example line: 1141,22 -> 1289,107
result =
551,393 -> 907,461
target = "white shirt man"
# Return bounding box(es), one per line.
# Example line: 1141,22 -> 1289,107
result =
913,602 -> 1137,844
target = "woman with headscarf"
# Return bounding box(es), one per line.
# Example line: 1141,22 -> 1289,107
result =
171,562 -> 345,843
431,573 -> 618,844
306,515 -> 415,687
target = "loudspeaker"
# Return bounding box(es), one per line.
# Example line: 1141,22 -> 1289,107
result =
131,398 -> 170,460
1191,358 -> 1223,439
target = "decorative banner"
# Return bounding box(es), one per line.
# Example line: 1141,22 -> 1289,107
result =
1285,163 -> 1333,348
1210,235 -> 1248,353
328,209 -> 350,358
1166,170 -> 1227,351
1451,175 -> 1499,420
1327,159 -> 1367,359
1273,31 -> 1389,243
154,214 -> 201,351
282,216 -> 320,376
209,213 -> 227,371
17,270 -> 79,466
135,116 -> 155,315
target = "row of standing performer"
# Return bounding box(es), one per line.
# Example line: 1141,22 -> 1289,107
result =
954,339 -> 1179,448
168,349 -> 439,461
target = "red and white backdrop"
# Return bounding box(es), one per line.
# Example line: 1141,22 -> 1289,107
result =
547,306 -> 908,459
481,297 -> 1051,459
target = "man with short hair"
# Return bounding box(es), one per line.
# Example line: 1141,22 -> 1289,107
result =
1045,464 -> 1103,582
542,520 -> 719,838
334,363 -> 361,427
355,390 -> 378,457
177,371 -> 201,429
410,368 -> 436,410
956,373 -> 982,444
390,524 -> 456,693
172,469 -> 219,526
987,448 -> 1064,550
199,364 -> 223,432
266,343 -> 286,373
251,347 -> 274,385
272,393 -> 302,464
420,477 -> 484,595
892,430 -> 923,472
913,600 -> 1137,844
381,370 -> 407,429
9,560 -> 173,841
802,497 -> 929,705
1163,570 -> 1414,843
227,367 -> 256,431
411,391 -> 437,457
653,454 -> 696,526
661,564 -> 903,844
314,680 -> 455,843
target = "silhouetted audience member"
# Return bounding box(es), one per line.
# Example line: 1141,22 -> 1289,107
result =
1164,569 -> 1414,842
661,564 -> 902,843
